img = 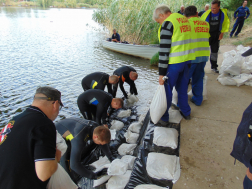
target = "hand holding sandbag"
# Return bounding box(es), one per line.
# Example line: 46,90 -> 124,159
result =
94,168 -> 108,179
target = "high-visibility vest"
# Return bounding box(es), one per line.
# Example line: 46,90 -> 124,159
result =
189,17 -> 210,58
158,13 -> 195,64
201,9 -> 230,33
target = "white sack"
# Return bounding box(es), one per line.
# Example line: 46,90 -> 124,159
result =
188,75 -> 208,100
107,159 -> 128,176
223,54 -> 244,76
245,80 -> 252,86
146,153 -> 180,181
138,114 -> 146,123
153,127 -> 179,149
110,120 -> 124,131
47,163 -> 78,189
56,131 -> 67,156
124,130 -> 139,144
106,170 -> 132,189
233,73 -> 252,87
172,87 -> 178,106
90,156 -> 110,171
150,85 -> 167,124
93,175 -> 111,187
241,60 -> 252,74
217,74 -> 237,86
121,155 -> 136,170
134,184 -> 167,189
168,109 -> 183,124
117,109 -> 131,118
128,122 -> 142,134
118,143 -> 137,156
236,45 -> 250,54
110,129 -> 117,140
127,94 -> 139,104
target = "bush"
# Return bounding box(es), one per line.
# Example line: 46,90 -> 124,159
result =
150,52 -> 159,66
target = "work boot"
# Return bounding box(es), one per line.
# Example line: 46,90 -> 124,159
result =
179,110 -> 191,120
155,119 -> 171,127
190,98 -> 200,106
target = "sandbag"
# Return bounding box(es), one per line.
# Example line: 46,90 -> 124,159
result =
121,155 -> 136,170
106,170 -> 132,189
217,74 -> 237,86
153,127 -> 179,149
110,120 -> 124,131
56,130 -> 67,156
146,153 -> 180,181
202,75 -> 208,100
241,59 -> 252,74
171,87 -> 178,106
138,114 -> 146,123
124,130 -> 139,144
47,163 -> 78,189
110,129 -> 117,140
118,109 -> 132,118
108,159 -> 128,176
233,73 -> 252,87
134,184 -> 167,189
127,94 -> 139,104
118,143 -> 137,155
168,109 -> 183,124
89,156 -> 110,171
128,122 -> 142,134
93,175 -> 111,187
150,85 -> 167,124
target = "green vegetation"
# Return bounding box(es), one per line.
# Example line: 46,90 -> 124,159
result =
150,52 -> 159,66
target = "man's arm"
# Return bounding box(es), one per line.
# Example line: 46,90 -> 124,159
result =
107,83 -> 112,95
127,80 -> 137,95
119,79 -> 128,98
246,8 -> 250,19
100,144 -> 114,162
234,8 -> 239,18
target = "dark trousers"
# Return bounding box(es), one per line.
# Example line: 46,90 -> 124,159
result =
209,33 -> 220,69
244,175 -> 252,189
230,17 -> 245,37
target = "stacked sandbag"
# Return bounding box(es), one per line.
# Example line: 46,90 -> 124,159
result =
217,45 -> 252,87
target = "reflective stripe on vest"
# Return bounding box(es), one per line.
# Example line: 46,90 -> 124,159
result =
158,13 -> 195,64
189,17 -> 210,58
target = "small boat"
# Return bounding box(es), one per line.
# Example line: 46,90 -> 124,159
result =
102,40 -> 159,59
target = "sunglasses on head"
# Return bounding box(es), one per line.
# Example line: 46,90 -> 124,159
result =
34,96 -> 64,110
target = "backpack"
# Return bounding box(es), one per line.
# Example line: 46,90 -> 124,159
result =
230,103 -> 252,167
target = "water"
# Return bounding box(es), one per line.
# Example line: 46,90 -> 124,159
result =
0,7 -> 158,128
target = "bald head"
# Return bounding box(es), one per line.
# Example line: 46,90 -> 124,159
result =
129,71 -> 138,81
109,75 -> 119,84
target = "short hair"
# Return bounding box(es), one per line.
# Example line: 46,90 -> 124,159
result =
184,6 -> 197,17
110,75 -> 119,83
205,4 -> 210,7
114,98 -> 124,108
113,29 -> 116,31
34,86 -> 63,106
93,126 -> 111,143
131,72 -> 138,80
153,4 -> 171,20
212,0 -> 220,6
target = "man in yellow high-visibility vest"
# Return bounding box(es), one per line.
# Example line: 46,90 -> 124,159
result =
153,4 -> 196,125
185,6 -> 210,106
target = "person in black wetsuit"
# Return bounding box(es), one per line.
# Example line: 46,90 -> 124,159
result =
112,66 -> 138,98
77,89 -> 123,125
81,72 -> 119,95
56,118 -> 115,183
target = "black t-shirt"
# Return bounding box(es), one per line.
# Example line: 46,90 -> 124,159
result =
55,118 -> 112,179
77,89 -> 113,124
0,106 -> 56,189
113,66 -> 138,98
81,72 -> 112,94
198,10 -> 206,17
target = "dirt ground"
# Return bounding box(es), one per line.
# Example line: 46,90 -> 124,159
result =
174,45 -> 252,189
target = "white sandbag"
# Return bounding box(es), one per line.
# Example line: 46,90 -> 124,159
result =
128,122 -> 142,134
245,80 -> 252,86
146,153 -> 180,181
153,127 -> 179,149
124,130 -> 139,144
233,73 -> 252,87
173,157 -> 181,184
171,87 -> 178,106
106,170 -> 132,189
118,143 -> 137,155
223,50 -> 236,59
168,109 -> 183,124
223,53 -> 243,76
150,85 -> 167,124
90,156 -> 110,171
217,74 -> 237,86
107,159 -> 128,176
241,59 -> 252,74
134,184 -> 167,189
121,155 -> 136,170
236,45 -> 250,54
117,109 -> 132,118
56,131 -> 67,156
138,114 -> 146,123
110,120 -> 124,131
127,94 -> 139,104
203,75 -> 208,100
93,175 -> 111,187
47,163 -> 78,189
110,129 -> 117,140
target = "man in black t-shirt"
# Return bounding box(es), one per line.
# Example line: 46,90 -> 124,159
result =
111,29 -> 120,42
56,118 -> 114,183
0,86 -> 63,189
112,66 -> 138,98
77,89 -> 123,125
81,72 -> 119,95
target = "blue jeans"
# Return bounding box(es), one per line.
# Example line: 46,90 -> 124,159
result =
230,17 -> 245,37
161,61 -> 191,122
244,175 -> 252,189
189,62 -> 206,106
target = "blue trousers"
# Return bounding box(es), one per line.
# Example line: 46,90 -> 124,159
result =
189,62 -> 206,106
244,175 -> 252,189
230,17 -> 245,37
161,61 -> 191,122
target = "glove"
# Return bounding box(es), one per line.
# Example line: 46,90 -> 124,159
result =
94,168 -> 108,179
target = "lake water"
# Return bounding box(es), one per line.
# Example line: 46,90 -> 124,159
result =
0,7 -> 158,128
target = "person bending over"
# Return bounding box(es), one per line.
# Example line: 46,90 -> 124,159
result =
56,118 -> 115,184
81,72 -> 119,95
112,66 -> 138,98
77,89 -> 123,125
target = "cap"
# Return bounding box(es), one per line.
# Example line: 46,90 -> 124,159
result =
34,86 -> 63,107
242,48 -> 252,57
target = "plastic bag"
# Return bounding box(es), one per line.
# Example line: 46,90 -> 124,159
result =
124,130 -> 139,144
110,120 -> 124,131
134,184 -> 167,189
106,170 -> 132,189
127,94 -> 139,104
108,159 -> 128,176
118,143 -> 137,155
118,109 -> 132,118
121,155 -> 136,170
153,127 -> 179,149
233,73 -> 252,87
128,122 -> 142,134
56,131 -> 67,156
150,85 -> 167,124
47,163 -> 78,189
217,74 -> 237,86
93,175 -> 111,187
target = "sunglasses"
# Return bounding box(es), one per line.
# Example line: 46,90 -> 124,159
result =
34,96 -> 64,110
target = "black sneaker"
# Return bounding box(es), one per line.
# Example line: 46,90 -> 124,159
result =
211,68 -> 219,73
179,110 -> 191,120
171,103 -> 179,110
